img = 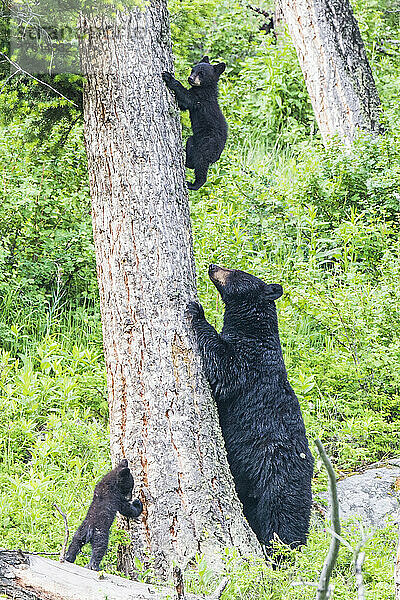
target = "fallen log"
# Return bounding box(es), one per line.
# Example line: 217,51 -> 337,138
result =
0,549 -> 203,600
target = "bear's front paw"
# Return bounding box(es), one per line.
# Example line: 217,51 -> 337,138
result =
162,71 -> 174,84
187,301 -> 205,321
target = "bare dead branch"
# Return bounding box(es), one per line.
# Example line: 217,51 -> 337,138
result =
327,525 -> 369,600
315,439 -> 341,600
323,294 -> 361,372
210,577 -> 229,599
247,4 -> 270,18
0,67 -> 22,94
0,52 -> 78,106
247,5 -> 275,35
354,549 -> 366,600
53,503 -> 69,562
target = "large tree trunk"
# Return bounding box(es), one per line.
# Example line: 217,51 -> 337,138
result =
279,0 -> 383,144
78,4 -> 260,579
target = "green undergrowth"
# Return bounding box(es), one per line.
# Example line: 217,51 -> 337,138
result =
0,0 -> 399,593
183,519 -> 396,600
0,338 -> 108,554
191,129 -> 400,476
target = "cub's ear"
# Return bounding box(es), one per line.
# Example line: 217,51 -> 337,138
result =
265,283 -> 283,300
118,467 -> 132,481
199,55 -> 210,63
117,459 -> 128,469
213,62 -> 226,76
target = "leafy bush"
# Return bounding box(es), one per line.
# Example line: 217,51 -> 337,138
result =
169,0 -> 262,74
0,338 -> 109,559
0,121 -> 94,301
183,521 -> 396,599
220,33 -> 315,147
0,0 -> 399,591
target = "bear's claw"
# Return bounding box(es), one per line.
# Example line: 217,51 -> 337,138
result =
187,301 -> 205,320
162,71 -> 173,83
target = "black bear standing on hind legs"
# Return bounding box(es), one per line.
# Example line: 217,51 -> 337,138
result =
188,265 -> 314,553
65,460 -> 143,570
162,56 -> 227,191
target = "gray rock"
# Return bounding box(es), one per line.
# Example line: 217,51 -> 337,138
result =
316,458 -> 400,527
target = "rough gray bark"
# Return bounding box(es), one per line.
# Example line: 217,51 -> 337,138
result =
78,4 -> 261,579
274,0 -> 285,30
0,550 -> 35,600
279,0 -> 383,144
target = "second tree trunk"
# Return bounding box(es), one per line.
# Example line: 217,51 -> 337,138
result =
280,0 -> 383,144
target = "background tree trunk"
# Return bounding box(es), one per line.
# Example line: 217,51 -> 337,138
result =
78,4 -> 261,579
279,0 -> 383,144
274,0 -> 285,31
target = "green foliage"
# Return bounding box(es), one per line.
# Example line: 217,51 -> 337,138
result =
220,33 -> 316,147
353,0 -> 400,106
0,120 -> 93,300
169,0 -> 263,75
0,111 -> 100,355
184,521 -> 396,599
289,134 -> 400,223
0,0 -> 399,594
190,129 -> 400,471
0,338 -> 109,556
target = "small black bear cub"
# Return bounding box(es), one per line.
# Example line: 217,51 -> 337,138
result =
65,459 -> 143,570
162,56 -> 227,191
188,265 -> 314,553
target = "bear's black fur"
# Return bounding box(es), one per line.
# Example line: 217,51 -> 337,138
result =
65,459 -> 143,570
162,56 -> 227,191
188,265 -> 314,552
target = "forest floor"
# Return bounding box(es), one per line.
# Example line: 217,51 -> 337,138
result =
0,0 -> 399,598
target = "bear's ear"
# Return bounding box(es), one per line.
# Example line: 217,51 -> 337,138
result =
118,467 -> 131,482
213,62 -> 226,76
199,55 -> 210,63
117,459 -> 128,469
265,283 -> 283,300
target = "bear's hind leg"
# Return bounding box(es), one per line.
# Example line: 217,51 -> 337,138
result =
185,137 -> 195,169
255,488 -> 309,552
188,163 -> 209,190
65,526 -> 87,564
88,528 -> 109,571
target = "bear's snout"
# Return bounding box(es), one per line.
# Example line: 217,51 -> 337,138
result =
208,264 -> 231,286
188,75 -> 201,86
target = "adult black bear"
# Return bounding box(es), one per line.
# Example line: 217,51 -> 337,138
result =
188,265 -> 314,552
65,459 -> 143,570
162,56 -> 227,191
